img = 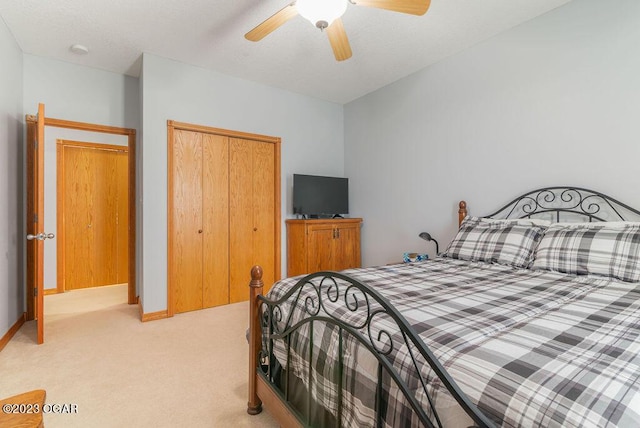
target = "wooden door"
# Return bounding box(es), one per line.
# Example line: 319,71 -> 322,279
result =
92,147 -> 118,286
26,103 -> 46,344
62,146 -> 93,289
168,121 -> 281,313
60,143 -> 128,290
169,131 -> 230,313
202,134 -> 229,308
171,130 -> 204,313
252,142 -> 276,292
333,224 -> 361,271
229,139 -> 276,302
229,138 -> 254,303
307,224 -> 335,272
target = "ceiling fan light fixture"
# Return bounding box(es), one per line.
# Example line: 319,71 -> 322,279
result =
296,0 -> 348,29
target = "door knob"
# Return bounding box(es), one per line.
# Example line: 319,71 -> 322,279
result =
26,232 -> 55,241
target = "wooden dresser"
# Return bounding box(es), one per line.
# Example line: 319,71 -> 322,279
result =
286,218 -> 362,276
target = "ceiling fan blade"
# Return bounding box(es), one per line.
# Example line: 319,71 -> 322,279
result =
354,0 -> 431,16
245,3 -> 298,42
326,18 -> 352,61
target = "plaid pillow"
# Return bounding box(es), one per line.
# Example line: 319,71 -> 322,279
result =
532,222 -> 640,282
442,217 -> 547,268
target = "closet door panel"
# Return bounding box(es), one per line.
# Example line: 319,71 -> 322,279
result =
169,122 -> 280,313
229,138 -> 253,303
202,134 -> 229,308
252,141 -> 276,290
172,130 -> 204,313
93,149 -> 119,286
63,146 -> 95,289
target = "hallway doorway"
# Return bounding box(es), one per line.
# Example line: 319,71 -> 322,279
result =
57,140 -> 129,291
25,107 -> 136,343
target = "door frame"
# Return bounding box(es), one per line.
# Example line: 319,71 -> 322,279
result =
56,140 -> 130,293
167,120 -> 281,317
25,115 -> 137,318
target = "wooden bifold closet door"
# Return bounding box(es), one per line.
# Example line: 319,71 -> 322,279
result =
168,123 -> 281,315
229,138 -> 276,302
170,130 -> 229,313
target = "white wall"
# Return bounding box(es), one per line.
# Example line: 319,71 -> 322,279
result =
140,53 -> 345,313
0,17 -> 24,337
345,0 -> 640,266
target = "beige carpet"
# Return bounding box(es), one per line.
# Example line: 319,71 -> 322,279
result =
0,285 -> 278,428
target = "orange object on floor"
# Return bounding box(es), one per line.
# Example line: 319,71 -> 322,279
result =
0,389 -> 46,428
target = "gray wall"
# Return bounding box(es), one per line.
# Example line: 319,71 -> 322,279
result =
17,52 -> 345,316
140,53 -> 345,313
22,55 -> 141,296
23,54 -> 140,130
344,0 -> 640,266
0,17 -> 24,337
10,0 -> 638,323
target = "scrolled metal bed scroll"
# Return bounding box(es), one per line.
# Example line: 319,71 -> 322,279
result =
483,186 -> 640,222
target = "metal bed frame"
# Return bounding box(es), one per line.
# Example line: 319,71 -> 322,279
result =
247,186 -> 640,428
483,186 -> 640,222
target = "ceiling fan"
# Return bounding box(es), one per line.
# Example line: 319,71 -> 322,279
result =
245,0 -> 431,61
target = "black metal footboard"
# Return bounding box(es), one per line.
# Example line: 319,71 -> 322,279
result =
248,266 -> 495,428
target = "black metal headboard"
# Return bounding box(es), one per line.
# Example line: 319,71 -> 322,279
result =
484,187 -> 640,223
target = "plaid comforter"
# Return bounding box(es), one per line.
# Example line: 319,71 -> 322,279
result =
264,258 -> 640,428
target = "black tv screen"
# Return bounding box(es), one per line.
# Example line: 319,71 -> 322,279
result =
293,174 -> 349,216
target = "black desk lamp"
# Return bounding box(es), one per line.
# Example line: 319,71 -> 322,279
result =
418,232 -> 439,255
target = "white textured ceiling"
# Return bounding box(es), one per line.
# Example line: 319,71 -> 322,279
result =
0,0 -> 572,104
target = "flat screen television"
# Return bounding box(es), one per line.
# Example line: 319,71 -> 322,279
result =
293,174 -> 349,217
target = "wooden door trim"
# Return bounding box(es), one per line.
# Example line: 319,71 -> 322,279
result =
56,140 -> 129,294
25,115 -> 137,306
168,120 -> 281,144
274,141 -> 282,284
56,140 -> 129,152
167,121 -> 281,317
42,117 -> 136,136
167,124 -> 176,317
